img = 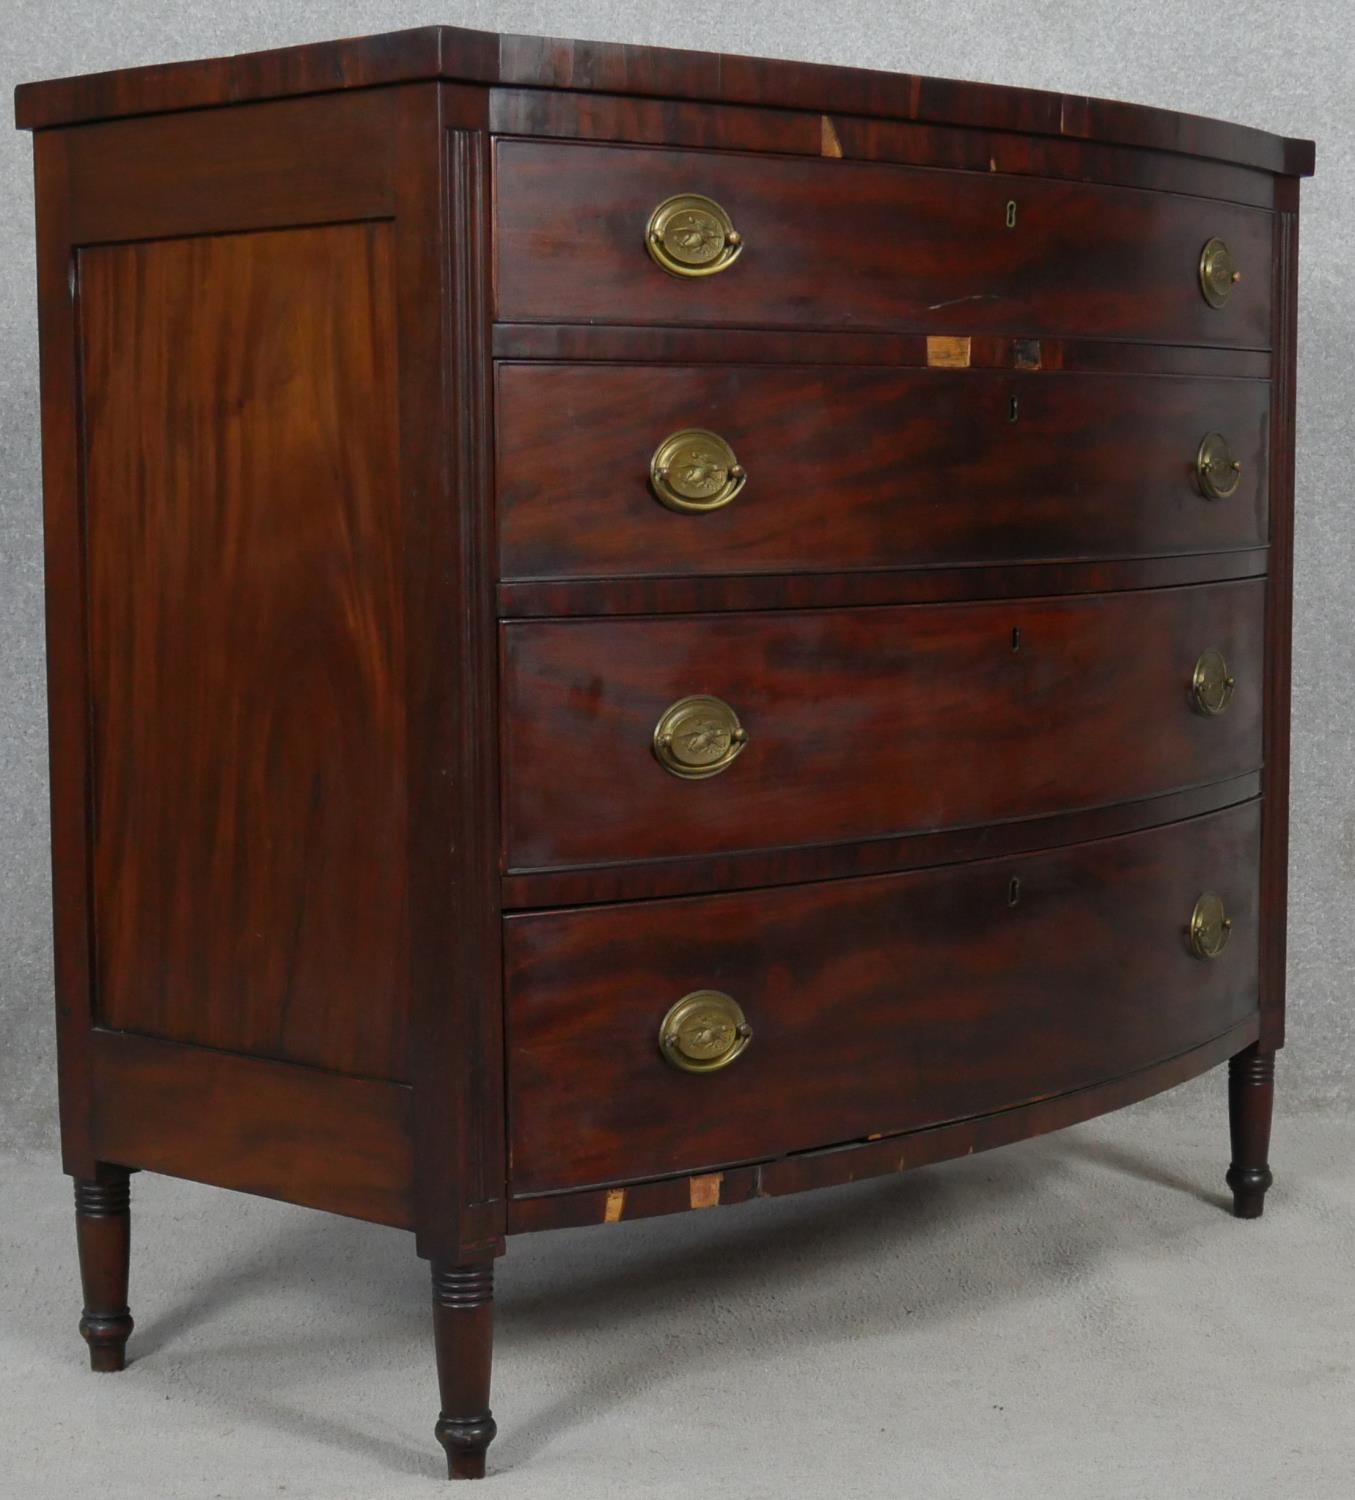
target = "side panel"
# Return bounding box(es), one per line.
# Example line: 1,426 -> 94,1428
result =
81,223 -> 408,1080
31,84 -> 505,1249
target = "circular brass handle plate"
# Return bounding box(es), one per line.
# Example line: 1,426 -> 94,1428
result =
650,429 -> 747,513
1189,891 -> 1233,960
659,990 -> 753,1073
1196,432 -> 1243,499
646,193 -> 743,278
653,694 -> 748,780
1199,236 -> 1240,308
1192,648 -> 1237,716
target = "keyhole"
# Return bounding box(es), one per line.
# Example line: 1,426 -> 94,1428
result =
1009,394 -> 1020,422
1008,876 -> 1022,907
1005,199 -> 1018,229
1011,626 -> 1022,652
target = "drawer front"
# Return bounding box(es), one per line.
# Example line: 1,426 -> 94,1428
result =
506,802 -> 1261,1194
498,365 -> 1270,580
496,141 -> 1273,346
501,580 -> 1264,871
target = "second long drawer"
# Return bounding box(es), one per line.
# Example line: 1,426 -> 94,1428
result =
501,579 -> 1263,871
498,365 -> 1270,580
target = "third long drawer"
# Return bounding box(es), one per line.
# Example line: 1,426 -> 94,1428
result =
501,579 -> 1264,871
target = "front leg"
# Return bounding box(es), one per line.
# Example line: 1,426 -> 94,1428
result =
74,1165 -> 134,1371
432,1262 -> 497,1479
1226,1044 -> 1276,1219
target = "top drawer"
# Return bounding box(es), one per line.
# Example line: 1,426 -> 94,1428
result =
495,141 -> 1273,347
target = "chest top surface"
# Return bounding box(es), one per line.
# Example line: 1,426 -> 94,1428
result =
13,23 -> 1315,180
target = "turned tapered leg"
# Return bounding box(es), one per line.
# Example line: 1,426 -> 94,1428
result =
74,1167 -> 134,1372
1227,1045 -> 1276,1219
432,1262 -> 497,1480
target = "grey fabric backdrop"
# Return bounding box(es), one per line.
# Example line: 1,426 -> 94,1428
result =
1,1 -> 1349,1151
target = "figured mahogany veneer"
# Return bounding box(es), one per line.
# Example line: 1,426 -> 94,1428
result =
495,140 -> 1274,345
498,364 -> 1269,580
502,581 -> 1264,870
16,24 -> 1310,1483
507,803 -> 1261,1193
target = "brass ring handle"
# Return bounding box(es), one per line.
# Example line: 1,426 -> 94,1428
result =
1199,237 -> 1241,308
650,429 -> 747,513
645,193 -> 743,278
659,990 -> 753,1073
653,695 -> 748,779
1196,432 -> 1243,499
1189,891 -> 1233,960
1192,648 -> 1236,716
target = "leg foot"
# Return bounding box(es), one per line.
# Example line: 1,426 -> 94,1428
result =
1227,1045 -> 1275,1219
74,1167 -> 134,1371
432,1262 -> 497,1479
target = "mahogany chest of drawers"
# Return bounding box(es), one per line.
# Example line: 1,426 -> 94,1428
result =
15,26 -> 1314,1481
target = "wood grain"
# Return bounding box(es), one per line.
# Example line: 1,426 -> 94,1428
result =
506,802 -> 1262,1193
14,27 -> 1315,179
501,774 -> 1261,909
488,89 -> 1279,208
497,552 -> 1269,624
507,1016 -> 1259,1228
89,1031 -> 414,1228
81,223 -> 409,1082
492,325 -> 1273,379
501,580 -> 1265,871
1259,179 -> 1300,1050
495,140 -> 1275,346
498,364 -> 1270,580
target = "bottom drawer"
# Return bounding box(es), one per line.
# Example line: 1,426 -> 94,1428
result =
506,802 -> 1261,1195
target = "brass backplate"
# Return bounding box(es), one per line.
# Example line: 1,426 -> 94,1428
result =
653,694 -> 748,779
659,990 -> 753,1073
1192,648 -> 1236,716
1189,891 -> 1232,960
1199,237 -> 1239,308
650,428 -> 746,513
1196,432 -> 1243,499
645,193 -> 743,278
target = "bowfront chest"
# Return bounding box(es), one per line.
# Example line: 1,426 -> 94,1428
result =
15,26 -> 1313,1480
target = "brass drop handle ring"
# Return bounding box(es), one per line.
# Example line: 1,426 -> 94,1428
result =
659,990 -> 753,1073
1189,891 -> 1233,960
1196,432 -> 1243,499
653,695 -> 748,779
645,193 -> 743,278
1191,648 -> 1236,716
650,429 -> 747,513
1199,237 -> 1241,308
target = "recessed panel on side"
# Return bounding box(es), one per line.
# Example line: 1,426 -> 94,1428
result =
80,223 -> 409,1081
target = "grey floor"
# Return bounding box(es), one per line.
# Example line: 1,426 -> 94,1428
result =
2,1102 -> 1352,1499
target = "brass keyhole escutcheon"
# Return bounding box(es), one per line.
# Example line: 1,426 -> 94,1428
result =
1189,891 -> 1233,960
1199,237 -> 1241,308
653,695 -> 748,779
1196,432 -> 1243,499
1191,648 -> 1236,716
645,193 -> 743,278
650,429 -> 747,513
659,990 -> 753,1073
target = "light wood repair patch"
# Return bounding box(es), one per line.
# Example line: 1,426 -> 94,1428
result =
689,1173 -> 723,1210
820,115 -> 843,157
603,1188 -> 626,1223
927,335 -> 972,368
